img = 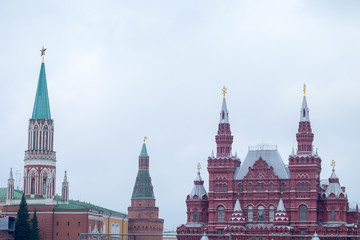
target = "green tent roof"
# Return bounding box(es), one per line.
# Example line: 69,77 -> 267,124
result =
140,143 -> 148,157
31,62 -> 51,120
131,170 -> 155,199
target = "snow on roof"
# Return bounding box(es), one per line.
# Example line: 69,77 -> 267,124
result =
234,145 -> 290,180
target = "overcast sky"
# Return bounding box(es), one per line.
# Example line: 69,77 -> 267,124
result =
1,0 -> 360,231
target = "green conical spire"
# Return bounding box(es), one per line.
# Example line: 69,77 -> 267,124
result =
140,143 -> 148,157
31,62 -> 51,120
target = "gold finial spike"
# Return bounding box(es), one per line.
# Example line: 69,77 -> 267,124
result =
303,84 -> 306,96
197,163 -> 201,173
40,46 -> 47,63
143,136 -> 147,144
331,160 -> 336,170
222,86 -> 227,99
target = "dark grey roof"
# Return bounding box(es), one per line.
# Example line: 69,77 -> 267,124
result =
234,145 -> 290,180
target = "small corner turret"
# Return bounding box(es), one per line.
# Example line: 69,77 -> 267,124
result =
62,171 -> 69,204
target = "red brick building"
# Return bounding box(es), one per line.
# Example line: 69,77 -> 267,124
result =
0,50 -> 127,240
128,140 -> 164,240
177,88 -> 360,239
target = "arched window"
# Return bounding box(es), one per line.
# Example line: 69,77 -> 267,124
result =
216,184 -> 218,192
220,184 -> 223,192
194,210 -> 198,222
261,183 -> 264,191
239,184 -> 242,192
258,206 -> 265,221
270,183 -> 273,191
248,206 -> 253,222
302,183 -> 304,191
43,179 -> 46,195
31,178 -> 35,194
111,223 -> 115,234
269,205 -> 275,222
300,205 -> 307,221
281,183 -> 285,192
306,183 -> 309,191
224,184 -> 227,192
116,224 -> 120,234
331,209 -> 335,221
258,183 -> 260,191
298,182 -> 301,191
249,183 -> 252,191
217,206 -> 225,222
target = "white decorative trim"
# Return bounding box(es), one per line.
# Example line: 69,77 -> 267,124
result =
24,159 -> 57,166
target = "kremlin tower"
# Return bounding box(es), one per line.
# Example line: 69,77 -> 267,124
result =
128,138 -> 164,240
23,47 -> 57,201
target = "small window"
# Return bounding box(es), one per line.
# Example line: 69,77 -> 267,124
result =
301,230 -> 306,235
258,183 -> 260,191
56,221 -> 59,226
239,184 -> 242,192
331,209 -> 335,221
298,182 -> 301,191
306,183 -> 309,191
194,210 -> 198,222
302,183 -> 304,191
270,183 -> 273,191
269,205 -> 275,222
78,221 -> 80,227
217,206 -> 225,222
258,206 -> 265,221
300,205 -> 307,221
261,183 -> 264,191
282,183 -> 285,192
67,221 -> 69,226
216,184 -> 218,192
249,183 -> 252,191
224,185 -> 227,192
220,184 -> 223,192
248,206 -> 253,222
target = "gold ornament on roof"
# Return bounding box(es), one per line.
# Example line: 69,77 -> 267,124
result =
331,160 -> 336,170
303,84 -> 306,96
197,163 -> 201,172
143,136 -> 147,144
222,86 -> 227,99
40,46 -> 47,63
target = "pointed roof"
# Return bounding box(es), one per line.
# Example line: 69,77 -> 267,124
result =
189,170 -> 207,200
200,233 -> 209,240
219,97 -> 229,124
9,168 -> 13,180
32,62 -> 51,120
233,199 -> 242,212
63,171 -> 68,183
140,143 -> 148,157
325,169 -> 346,198
277,198 -> 286,211
300,96 -> 310,122
311,232 -> 320,240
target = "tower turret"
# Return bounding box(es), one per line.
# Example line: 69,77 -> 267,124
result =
24,47 -> 56,200
62,171 -> 69,204
216,87 -> 233,158
128,138 -> 163,240
6,168 -> 14,204
186,164 -> 209,224
296,84 -> 314,155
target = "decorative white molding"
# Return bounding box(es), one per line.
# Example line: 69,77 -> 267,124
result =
24,159 -> 57,166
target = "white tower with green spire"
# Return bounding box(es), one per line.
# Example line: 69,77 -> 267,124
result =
23,47 -> 57,201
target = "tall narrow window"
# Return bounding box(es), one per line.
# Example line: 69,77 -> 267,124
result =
306,183 -> 309,191
300,205 -> 307,221
258,206 -> 265,221
302,183 -> 304,191
331,209 -> 335,221
43,179 -> 46,195
216,184 -> 218,192
217,206 -> 225,222
270,183 -> 273,191
269,205 -> 275,222
31,178 -> 35,194
258,183 -> 260,191
194,210 -> 198,222
224,185 -> 227,192
248,206 -> 253,222
282,183 -> 285,192
239,184 -> 242,192
298,182 -> 301,191
249,183 -> 252,191
261,183 -> 264,191
220,184 -> 223,192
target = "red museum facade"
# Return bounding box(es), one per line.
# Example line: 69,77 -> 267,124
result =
177,88 -> 360,240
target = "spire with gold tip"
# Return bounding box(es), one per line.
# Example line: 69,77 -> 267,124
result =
32,46 -> 51,120
219,86 -> 229,123
300,83 -> 310,122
